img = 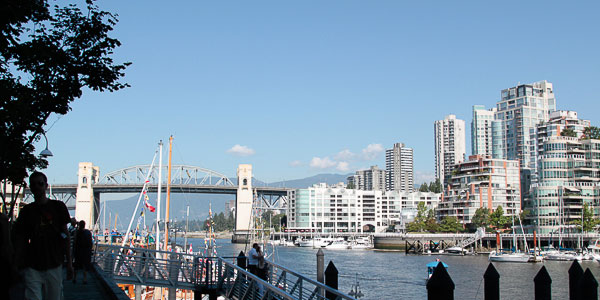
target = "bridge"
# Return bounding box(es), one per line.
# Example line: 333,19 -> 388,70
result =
24,163 -> 293,242
94,244 -> 355,300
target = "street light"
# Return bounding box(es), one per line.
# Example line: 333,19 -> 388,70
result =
39,132 -> 53,157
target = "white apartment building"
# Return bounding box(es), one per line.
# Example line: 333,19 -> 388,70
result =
437,155 -> 521,225
346,165 -> 386,191
386,143 -> 414,192
286,183 -> 440,233
495,80 -> 556,170
529,135 -> 600,234
434,115 -> 466,185
472,105 -> 504,159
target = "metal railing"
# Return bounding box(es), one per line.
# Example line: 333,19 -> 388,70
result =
94,244 -> 356,300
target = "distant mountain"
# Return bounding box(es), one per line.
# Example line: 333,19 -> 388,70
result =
100,173 -> 350,230
266,173 -> 351,188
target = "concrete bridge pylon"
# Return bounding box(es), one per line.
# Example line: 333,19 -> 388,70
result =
232,164 -> 253,243
75,162 -> 100,229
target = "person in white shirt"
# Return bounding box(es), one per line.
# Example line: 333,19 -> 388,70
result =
248,243 -> 262,275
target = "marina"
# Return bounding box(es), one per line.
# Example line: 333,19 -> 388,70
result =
179,238 -> 600,300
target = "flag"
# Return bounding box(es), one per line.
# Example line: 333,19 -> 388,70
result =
144,194 -> 156,212
188,244 -> 193,254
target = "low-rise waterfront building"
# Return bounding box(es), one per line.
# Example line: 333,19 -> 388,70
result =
437,155 -> 521,225
529,135 -> 600,234
286,183 -> 440,233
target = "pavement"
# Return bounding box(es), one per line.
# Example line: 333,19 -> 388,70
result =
63,267 -> 119,300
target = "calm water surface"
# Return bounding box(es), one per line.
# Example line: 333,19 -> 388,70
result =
188,238 -> 600,300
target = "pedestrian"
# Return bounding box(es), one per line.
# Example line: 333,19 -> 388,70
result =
257,247 -> 268,281
73,220 -> 93,284
13,171 -> 73,300
248,243 -> 262,275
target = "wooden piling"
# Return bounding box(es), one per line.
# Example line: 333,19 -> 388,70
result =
325,261 -> 339,300
427,262 -> 454,300
483,263 -> 499,300
568,260 -> 583,300
534,265 -> 552,300
578,268 -> 598,300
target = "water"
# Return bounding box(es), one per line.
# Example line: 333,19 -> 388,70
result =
187,238 -> 600,300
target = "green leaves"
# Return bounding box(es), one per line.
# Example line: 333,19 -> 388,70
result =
1,0 -> 129,185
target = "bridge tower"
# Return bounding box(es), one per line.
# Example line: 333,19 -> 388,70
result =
75,162 -> 100,229
232,164 -> 253,243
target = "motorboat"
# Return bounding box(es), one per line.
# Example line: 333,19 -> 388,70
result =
426,259 -> 448,280
348,237 -> 373,250
324,238 -> 350,250
444,246 -> 468,255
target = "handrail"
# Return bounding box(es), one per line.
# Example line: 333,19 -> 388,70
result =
94,244 -> 356,300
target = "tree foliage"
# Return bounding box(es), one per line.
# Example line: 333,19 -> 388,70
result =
471,207 -> 490,229
1,0 -> 130,186
406,202 -> 438,232
439,216 -> 463,233
560,128 -> 577,137
488,206 -> 511,230
583,126 -> 600,140
417,178 -> 442,193
570,203 -> 600,232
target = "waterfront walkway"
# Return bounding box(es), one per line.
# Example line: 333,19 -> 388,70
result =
63,266 -> 129,300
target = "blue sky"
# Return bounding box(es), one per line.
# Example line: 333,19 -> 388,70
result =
38,0 -> 600,185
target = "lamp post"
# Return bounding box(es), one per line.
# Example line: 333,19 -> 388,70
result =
39,132 -> 53,157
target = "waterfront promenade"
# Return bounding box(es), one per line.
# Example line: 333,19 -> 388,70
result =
63,266 -> 129,300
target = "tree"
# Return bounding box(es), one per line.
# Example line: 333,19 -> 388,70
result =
418,183 -> 429,192
570,203 -> 600,232
471,207 -> 490,229
489,206 -> 510,230
439,216 -> 462,233
429,179 -> 442,193
583,126 -> 600,140
1,0 -> 130,216
560,128 -> 577,137
406,202 -> 428,232
346,182 -> 355,189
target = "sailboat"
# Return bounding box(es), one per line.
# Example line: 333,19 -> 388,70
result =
489,214 -> 532,263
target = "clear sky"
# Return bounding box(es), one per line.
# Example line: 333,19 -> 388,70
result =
38,0 -> 600,185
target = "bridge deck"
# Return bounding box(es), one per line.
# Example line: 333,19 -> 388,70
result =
63,266 -> 128,300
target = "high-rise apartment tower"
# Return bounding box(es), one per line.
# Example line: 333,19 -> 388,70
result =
385,143 -> 414,192
434,115 -> 466,184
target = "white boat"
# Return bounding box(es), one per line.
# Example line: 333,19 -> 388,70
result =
488,250 -> 531,263
348,237 -> 373,250
297,238 -> 314,247
324,238 -> 350,250
444,246 -> 468,255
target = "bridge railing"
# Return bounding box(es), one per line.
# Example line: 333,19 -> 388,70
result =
220,257 -> 356,300
94,244 -> 239,290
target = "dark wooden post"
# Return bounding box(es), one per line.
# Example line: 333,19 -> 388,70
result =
568,260 -> 583,300
426,262 -> 454,300
237,251 -> 247,270
534,265 -> 552,300
578,268 -> 598,300
325,261 -> 338,300
483,263 -> 499,300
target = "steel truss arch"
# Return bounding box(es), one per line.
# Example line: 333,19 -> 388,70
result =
99,165 -> 234,186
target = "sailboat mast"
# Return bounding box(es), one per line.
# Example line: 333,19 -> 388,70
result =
156,140 -> 163,252
184,204 -> 189,252
164,135 -> 173,251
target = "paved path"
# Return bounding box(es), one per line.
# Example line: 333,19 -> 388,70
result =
63,268 -> 118,300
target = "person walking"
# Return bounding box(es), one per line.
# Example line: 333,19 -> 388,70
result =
73,220 -> 93,284
14,171 -> 73,300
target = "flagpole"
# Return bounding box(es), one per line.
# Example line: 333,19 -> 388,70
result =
156,140 -> 163,252
184,204 -> 189,253
164,135 -> 173,251
122,148 -> 158,247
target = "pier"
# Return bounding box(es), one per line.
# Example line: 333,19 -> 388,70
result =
92,244 -> 355,300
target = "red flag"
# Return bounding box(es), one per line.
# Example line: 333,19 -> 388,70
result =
145,201 -> 156,212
